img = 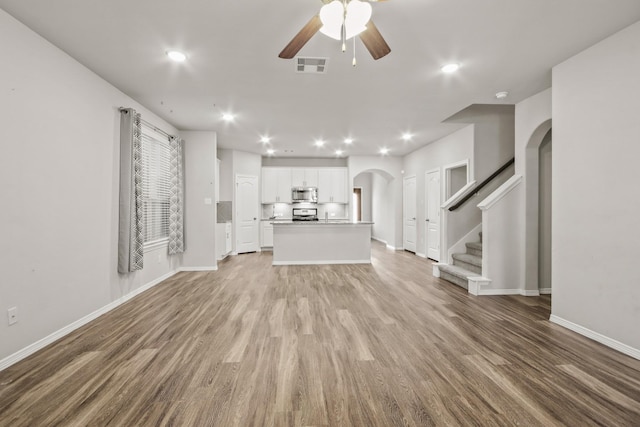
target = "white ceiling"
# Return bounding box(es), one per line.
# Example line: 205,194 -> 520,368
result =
2,0 -> 640,157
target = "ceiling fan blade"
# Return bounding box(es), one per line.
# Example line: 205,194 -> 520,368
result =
359,20 -> 391,60
278,15 -> 323,59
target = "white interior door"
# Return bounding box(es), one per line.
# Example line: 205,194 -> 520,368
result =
426,170 -> 441,261
403,176 -> 417,253
236,174 -> 259,254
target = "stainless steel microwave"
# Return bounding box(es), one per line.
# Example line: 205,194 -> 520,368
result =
292,187 -> 318,203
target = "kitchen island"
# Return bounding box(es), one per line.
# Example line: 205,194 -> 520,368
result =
272,221 -> 373,265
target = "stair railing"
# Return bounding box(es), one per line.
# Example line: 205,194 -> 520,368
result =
448,157 -> 515,211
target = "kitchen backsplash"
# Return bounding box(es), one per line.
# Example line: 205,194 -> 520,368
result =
217,201 -> 232,223
262,203 -> 348,219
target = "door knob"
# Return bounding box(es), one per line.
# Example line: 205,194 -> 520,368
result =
253,218 -> 257,220
426,219 -> 430,222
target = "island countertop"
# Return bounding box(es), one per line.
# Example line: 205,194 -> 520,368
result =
272,221 -> 372,265
272,220 -> 373,225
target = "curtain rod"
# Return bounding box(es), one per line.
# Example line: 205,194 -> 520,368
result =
119,107 -> 176,140
141,118 -> 176,141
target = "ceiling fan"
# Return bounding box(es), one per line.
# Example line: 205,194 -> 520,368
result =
278,0 -> 391,61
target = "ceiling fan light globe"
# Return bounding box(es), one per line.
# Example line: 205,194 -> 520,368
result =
320,1 -> 344,40
320,26 -> 342,40
345,24 -> 368,40
345,0 -> 372,39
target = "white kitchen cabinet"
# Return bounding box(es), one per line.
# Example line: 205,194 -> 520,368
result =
318,168 -> 348,203
216,221 -> 233,260
291,168 -> 319,188
262,168 -> 292,203
260,221 -> 274,247
225,222 -> 232,254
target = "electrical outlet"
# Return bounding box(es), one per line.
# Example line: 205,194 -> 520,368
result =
7,307 -> 18,326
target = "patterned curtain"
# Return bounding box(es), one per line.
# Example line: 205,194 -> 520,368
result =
118,108 -> 144,273
168,136 -> 185,254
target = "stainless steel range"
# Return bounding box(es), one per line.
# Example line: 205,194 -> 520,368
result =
292,208 -> 318,221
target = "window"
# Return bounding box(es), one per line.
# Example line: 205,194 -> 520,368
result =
141,125 -> 171,245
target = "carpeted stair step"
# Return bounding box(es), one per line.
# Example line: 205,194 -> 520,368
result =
438,264 -> 476,290
465,241 -> 483,257
452,253 -> 482,274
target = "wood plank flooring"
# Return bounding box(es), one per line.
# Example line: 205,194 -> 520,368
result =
1,241 -> 640,426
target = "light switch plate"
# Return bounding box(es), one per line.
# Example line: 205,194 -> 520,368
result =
7,307 -> 17,325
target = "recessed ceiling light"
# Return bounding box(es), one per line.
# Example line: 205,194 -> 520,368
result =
266,148 -> 275,155
441,63 -> 460,73
315,139 -> 325,147
495,91 -> 509,99
401,132 -> 413,141
222,113 -> 235,122
335,150 -> 343,156
344,138 -> 354,144
167,50 -> 187,62
380,148 -> 389,155
260,136 -> 271,143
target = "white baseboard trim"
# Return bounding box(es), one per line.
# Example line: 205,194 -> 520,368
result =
371,236 -> 387,245
416,252 -> 427,258
550,315 -> 640,361
478,289 -> 521,296
478,288 -> 540,296
468,276 -> 491,296
0,270 -> 178,372
539,287 -> 552,295
272,259 -> 371,266
387,245 -> 402,251
178,266 -> 218,272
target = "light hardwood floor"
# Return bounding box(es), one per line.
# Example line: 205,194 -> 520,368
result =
1,242 -> 640,426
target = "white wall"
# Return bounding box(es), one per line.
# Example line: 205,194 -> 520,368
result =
370,173 -> 389,242
552,20 -> 640,353
480,177 -> 524,294
233,150 -> 262,177
348,156 -> 403,249
353,172 -> 372,221
515,89 -> 552,293
538,133 -> 552,290
515,89 -> 552,175
0,10 -> 183,363
217,148 -> 233,202
182,131 -> 217,269
444,104 -> 515,180
403,126 -> 474,255
449,166 -> 468,199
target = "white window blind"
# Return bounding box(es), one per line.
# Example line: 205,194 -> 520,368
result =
141,125 -> 171,245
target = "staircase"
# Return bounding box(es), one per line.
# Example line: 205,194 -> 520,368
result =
438,232 -> 482,290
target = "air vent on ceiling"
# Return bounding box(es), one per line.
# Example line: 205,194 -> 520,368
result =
296,57 -> 328,74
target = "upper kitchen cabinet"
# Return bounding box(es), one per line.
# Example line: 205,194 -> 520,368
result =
318,168 -> 348,203
291,168 -> 319,188
262,167 -> 292,203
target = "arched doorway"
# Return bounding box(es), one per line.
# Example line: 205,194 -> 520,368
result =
352,169 -> 396,248
538,130 -> 552,292
524,120 -> 552,294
